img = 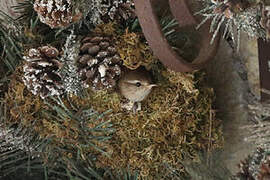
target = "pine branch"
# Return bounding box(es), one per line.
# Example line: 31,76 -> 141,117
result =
12,0 -> 35,22
196,0 -> 266,51
38,95 -> 114,179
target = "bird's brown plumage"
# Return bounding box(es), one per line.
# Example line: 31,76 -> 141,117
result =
118,67 -> 156,102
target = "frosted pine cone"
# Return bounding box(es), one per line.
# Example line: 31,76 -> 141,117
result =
23,46 -> 64,99
261,5 -> 270,38
100,0 -> 135,23
77,35 -> 122,90
34,0 -> 82,28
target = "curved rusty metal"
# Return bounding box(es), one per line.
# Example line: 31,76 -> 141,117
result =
168,0 -> 197,27
134,0 -> 220,72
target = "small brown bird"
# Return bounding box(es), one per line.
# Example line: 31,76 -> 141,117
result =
118,67 -> 157,112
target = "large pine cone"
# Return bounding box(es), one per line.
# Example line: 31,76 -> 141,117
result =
23,46 -> 63,99
77,35 -> 122,90
100,0 -> 135,24
34,0 -> 82,28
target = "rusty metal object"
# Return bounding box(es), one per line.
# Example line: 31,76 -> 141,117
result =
134,0 -> 220,72
258,38 -> 270,101
168,0 -> 196,27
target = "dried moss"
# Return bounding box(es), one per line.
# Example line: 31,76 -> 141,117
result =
116,30 -> 154,70
84,23 -> 154,71
93,22 -> 118,37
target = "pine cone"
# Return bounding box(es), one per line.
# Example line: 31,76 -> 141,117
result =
33,0 -> 82,28
260,5 -> 270,38
77,35 -> 122,90
23,46 -> 64,99
100,0 -> 135,24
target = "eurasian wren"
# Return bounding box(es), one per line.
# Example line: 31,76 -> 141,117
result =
118,67 -> 156,112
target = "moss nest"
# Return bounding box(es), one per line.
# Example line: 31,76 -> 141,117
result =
70,63 -> 223,179
4,62 -> 223,179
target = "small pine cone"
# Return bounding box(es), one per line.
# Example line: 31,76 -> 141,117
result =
23,46 -> 64,99
261,5 -> 270,38
77,35 -> 122,90
100,0 -> 135,23
33,0 -> 82,28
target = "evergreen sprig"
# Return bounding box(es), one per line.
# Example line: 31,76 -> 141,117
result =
39,95 -> 114,179
195,0 -> 266,51
59,31 -> 84,96
13,0 -> 35,22
0,91 -> 116,179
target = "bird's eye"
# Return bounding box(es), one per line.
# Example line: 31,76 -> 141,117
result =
135,82 -> 141,87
